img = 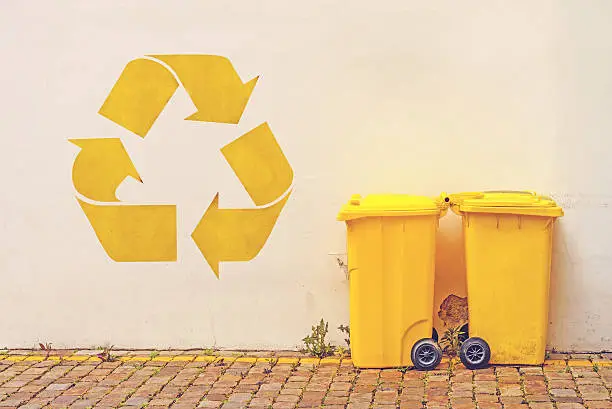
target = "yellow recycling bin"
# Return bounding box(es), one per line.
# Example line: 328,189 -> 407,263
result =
450,191 -> 563,367
337,193 -> 448,369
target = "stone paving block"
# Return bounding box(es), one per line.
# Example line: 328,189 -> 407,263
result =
502,397 -> 528,405
558,404 -> 586,409
527,395 -> 553,402
551,389 -> 579,397
476,394 -> 500,402
529,403 -> 555,409
585,402 -> 612,409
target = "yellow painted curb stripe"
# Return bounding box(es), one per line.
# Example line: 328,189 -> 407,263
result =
299,358 -> 320,365
234,357 -> 257,363
172,355 -> 195,362
195,356 -> 217,362
0,354 -> 341,366
65,355 -> 90,361
24,355 -> 46,361
151,356 -> 173,362
544,359 -> 567,366
593,361 -> 612,367
568,360 -> 592,367
320,357 -> 341,365
276,357 -> 299,364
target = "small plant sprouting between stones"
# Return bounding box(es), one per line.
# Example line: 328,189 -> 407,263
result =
150,351 -> 159,359
302,319 -> 335,358
39,342 -> 52,358
335,345 -> 348,358
338,324 -> 350,348
335,324 -> 351,357
439,324 -> 465,358
96,344 -> 117,362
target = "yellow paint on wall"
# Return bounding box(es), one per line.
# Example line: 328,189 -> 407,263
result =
191,190 -> 291,277
73,54 -> 291,269
151,54 -> 258,124
99,58 -> 178,137
77,198 -> 177,262
69,138 -> 142,202
222,123 -> 294,206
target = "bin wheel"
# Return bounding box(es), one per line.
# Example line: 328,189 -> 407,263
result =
459,337 -> 491,369
411,338 -> 442,371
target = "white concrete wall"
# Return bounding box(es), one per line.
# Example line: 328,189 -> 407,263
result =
0,1 -> 610,351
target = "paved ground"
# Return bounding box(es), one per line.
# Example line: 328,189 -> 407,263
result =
0,351 -> 610,409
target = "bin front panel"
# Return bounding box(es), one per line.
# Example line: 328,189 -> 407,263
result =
347,214 -> 438,368
464,213 -> 554,365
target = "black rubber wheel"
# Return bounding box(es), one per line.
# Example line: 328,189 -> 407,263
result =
411,338 -> 443,371
459,337 -> 491,369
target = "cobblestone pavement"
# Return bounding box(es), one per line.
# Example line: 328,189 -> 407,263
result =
0,351 -> 609,409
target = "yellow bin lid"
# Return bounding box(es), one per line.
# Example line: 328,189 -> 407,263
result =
449,190 -> 563,217
337,193 -> 449,221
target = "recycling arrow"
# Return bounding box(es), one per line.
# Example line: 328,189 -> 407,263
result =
69,138 -> 142,202
70,138 -> 177,262
77,198 -> 177,262
99,55 -> 258,137
152,55 -> 258,123
221,122 -> 294,205
192,190 -> 291,277
71,54 -> 292,276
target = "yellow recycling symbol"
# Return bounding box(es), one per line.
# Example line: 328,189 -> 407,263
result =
70,55 -> 293,277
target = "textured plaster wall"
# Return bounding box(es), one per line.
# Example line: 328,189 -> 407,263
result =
0,1 -> 610,351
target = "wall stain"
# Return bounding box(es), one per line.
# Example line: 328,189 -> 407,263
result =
438,294 -> 468,328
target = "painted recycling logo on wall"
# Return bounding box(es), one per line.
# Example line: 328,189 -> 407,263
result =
69,55 -> 294,277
